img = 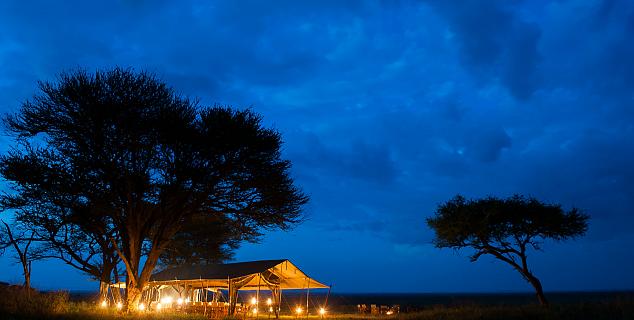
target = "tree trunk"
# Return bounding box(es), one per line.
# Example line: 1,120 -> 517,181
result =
99,281 -> 109,302
115,225 -> 171,312
123,242 -> 163,312
126,286 -> 142,311
525,272 -> 549,306
22,259 -> 31,292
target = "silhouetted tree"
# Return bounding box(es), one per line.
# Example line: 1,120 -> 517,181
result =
427,195 -> 589,306
0,68 -> 307,310
0,151 -> 120,301
0,220 -> 36,291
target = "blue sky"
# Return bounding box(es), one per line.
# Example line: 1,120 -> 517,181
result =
0,0 -> 633,293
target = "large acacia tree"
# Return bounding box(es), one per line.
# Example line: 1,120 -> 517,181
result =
427,195 -> 589,306
0,68 -> 307,309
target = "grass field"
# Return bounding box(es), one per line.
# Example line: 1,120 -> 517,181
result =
6,304 -> 634,320
1,286 -> 633,320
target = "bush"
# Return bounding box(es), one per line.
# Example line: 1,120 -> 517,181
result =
0,284 -> 69,319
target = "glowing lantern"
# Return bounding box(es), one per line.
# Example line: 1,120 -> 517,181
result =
138,303 -> 146,311
251,297 -> 257,305
319,307 -> 326,315
266,298 -> 272,306
295,306 -> 303,315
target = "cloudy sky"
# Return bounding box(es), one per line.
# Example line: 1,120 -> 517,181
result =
0,0 -> 633,293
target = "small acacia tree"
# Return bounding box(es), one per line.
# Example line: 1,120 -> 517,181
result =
0,185 -> 120,301
1,68 -> 308,310
0,220 -> 37,291
427,195 -> 589,306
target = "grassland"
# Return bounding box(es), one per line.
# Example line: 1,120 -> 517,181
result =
1,286 -> 633,320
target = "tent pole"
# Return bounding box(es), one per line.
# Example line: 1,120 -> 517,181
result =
203,278 -> 207,316
324,284 -> 332,309
228,276 -> 231,315
305,277 -> 310,319
257,273 -> 261,319
277,287 -> 281,319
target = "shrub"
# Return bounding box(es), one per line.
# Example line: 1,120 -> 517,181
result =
0,284 -> 69,318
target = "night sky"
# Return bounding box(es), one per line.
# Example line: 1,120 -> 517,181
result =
0,0 -> 633,293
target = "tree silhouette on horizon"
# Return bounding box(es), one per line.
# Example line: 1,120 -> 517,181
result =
427,194 -> 589,306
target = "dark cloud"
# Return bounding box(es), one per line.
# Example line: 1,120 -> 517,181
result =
290,133 -> 398,185
503,23 -> 541,100
426,0 -> 543,100
466,127 -> 512,162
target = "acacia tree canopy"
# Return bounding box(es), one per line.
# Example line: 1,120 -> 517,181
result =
0,68 -> 308,309
427,195 -> 589,306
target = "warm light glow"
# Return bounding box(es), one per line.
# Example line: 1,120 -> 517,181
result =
295,306 -> 303,314
269,307 -> 273,312
161,296 -> 173,304
319,307 -> 326,315
177,298 -> 184,305
116,302 -> 123,310
386,311 -> 394,315
251,297 -> 257,305
138,303 -> 146,311
156,303 -> 162,311
185,298 -> 190,304
266,298 -> 272,306
252,308 -> 258,314
100,300 -> 107,308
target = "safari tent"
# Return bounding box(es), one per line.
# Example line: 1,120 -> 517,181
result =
141,259 -> 329,316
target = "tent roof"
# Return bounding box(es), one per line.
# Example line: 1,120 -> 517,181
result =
152,259 -> 286,281
149,259 -> 329,290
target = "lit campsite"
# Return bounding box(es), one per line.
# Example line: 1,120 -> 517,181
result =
0,1 -> 633,320
131,260 -> 330,316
